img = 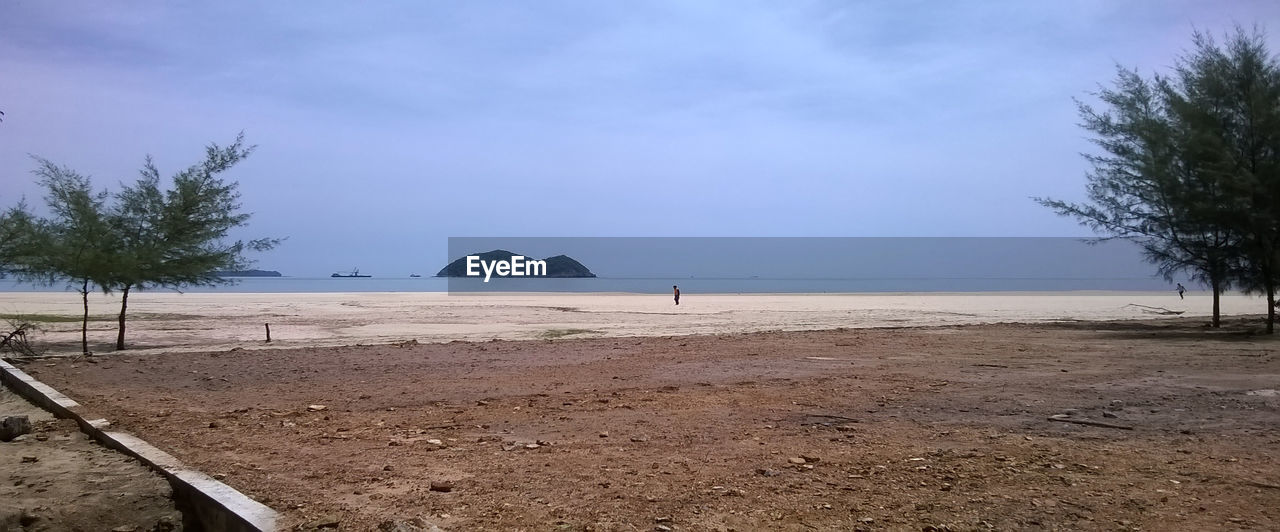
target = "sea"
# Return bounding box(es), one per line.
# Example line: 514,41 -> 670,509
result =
0,237 -> 1183,294
0,275 -> 1174,294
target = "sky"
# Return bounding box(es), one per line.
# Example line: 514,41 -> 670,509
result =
2,1 -> 1278,277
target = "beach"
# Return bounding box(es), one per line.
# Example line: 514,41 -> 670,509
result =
9,2 -> 1279,529
4,291 -> 1279,529
0,291 -> 1264,356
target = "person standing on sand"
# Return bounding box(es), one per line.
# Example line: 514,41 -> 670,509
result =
1176,283 -> 1185,299
673,285 -> 680,306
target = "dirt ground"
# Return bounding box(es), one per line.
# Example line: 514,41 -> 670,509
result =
16,316 -> 1280,531
0,386 -> 183,531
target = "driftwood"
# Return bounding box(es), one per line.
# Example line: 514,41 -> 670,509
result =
0,325 -> 24,348
1245,480 -> 1280,490
804,413 -> 860,423
0,322 -> 38,357
1048,415 -> 1134,430
1124,303 -> 1185,315
419,423 -> 462,431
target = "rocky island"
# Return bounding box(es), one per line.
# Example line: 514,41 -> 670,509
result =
436,250 -> 596,278
213,269 -> 283,277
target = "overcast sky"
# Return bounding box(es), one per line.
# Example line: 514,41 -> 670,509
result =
2,1 -> 1277,277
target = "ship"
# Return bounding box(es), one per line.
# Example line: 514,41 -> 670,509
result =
331,268 -> 371,278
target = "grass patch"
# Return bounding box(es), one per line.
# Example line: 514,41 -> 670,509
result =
0,313 -> 113,323
539,328 -> 601,339
0,312 -> 208,323
132,313 -> 207,321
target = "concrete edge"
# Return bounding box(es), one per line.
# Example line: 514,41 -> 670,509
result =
1,358 -> 279,531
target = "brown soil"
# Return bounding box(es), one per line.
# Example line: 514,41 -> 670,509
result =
18,317 -> 1280,531
0,387 -> 182,531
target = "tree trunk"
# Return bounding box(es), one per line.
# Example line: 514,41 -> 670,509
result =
1211,278 -> 1221,328
115,284 -> 131,350
1267,283 -> 1275,335
80,278 -> 90,355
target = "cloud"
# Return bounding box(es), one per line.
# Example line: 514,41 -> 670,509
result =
2,1 -> 1278,274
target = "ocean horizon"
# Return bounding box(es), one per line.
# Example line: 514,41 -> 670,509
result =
0,238 -> 1186,294
0,275 -> 1176,294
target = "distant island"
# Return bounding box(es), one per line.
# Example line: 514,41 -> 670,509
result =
214,269 -> 283,277
436,250 -> 596,278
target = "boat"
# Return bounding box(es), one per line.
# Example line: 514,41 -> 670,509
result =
409,273 -> 422,278
331,268 -> 371,278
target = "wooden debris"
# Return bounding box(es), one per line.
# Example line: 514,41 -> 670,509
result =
1047,415 -> 1134,430
1245,480 -> 1280,490
0,322 -> 39,357
1124,303 -> 1185,315
804,414 -> 860,423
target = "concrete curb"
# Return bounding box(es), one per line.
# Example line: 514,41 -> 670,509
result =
1,358 -> 278,531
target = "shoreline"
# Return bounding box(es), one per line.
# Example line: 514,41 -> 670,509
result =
0,291 -> 1266,356
0,288 -> 1251,296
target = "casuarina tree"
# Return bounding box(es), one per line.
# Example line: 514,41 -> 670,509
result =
28,160 -> 116,354
1038,27 -> 1280,331
106,133 -> 279,349
4,133 -> 280,351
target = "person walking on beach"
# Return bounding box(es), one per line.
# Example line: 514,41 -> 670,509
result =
673,285 -> 680,306
1176,283 -> 1185,300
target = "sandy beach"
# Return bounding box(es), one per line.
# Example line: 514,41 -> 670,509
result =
5,291 -> 1279,530
0,291 -> 1265,356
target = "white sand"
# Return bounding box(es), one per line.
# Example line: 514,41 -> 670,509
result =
0,291 -> 1266,356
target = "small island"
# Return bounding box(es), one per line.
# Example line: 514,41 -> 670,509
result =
436,250 -> 596,278
213,269 -> 283,277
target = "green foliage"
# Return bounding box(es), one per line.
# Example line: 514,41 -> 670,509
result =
30,159 -> 116,287
0,202 -> 47,275
114,133 -> 281,291
539,328 -> 601,339
1185,34 -> 1280,291
0,313 -> 113,323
